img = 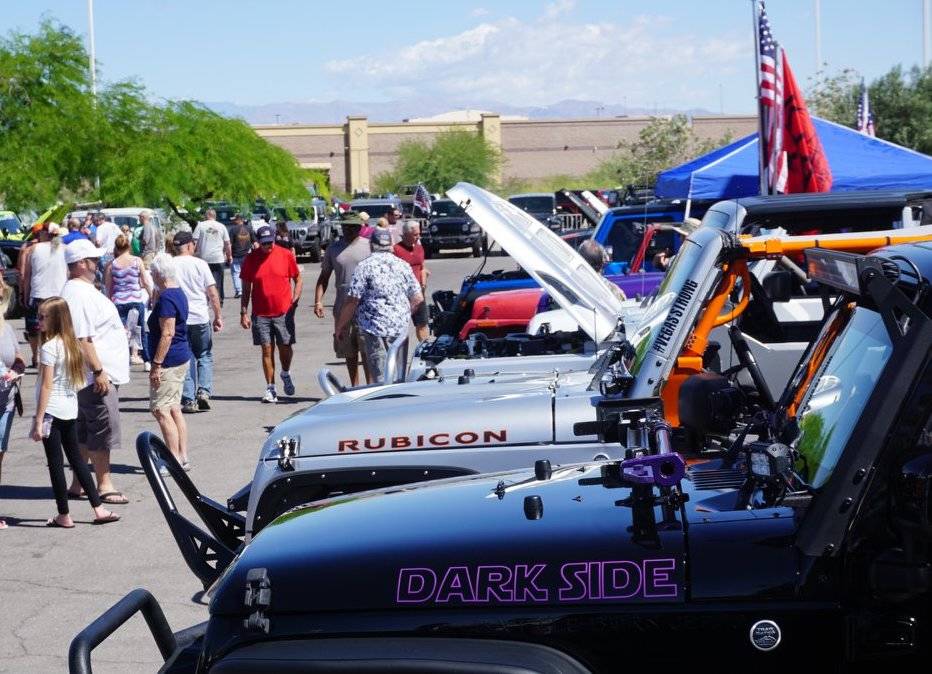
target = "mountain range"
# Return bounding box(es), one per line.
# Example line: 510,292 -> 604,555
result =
204,98 -> 716,125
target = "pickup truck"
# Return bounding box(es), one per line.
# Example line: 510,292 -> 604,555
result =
71,238 -> 932,672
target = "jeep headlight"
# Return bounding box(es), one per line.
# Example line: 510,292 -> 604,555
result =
462,223 -> 470,233
469,223 -> 480,233
430,224 -> 438,233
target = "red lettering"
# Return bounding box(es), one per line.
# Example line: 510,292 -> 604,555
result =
484,429 -> 507,443
455,431 -> 479,445
429,433 -> 449,446
338,439 -> 359,452
364,437 -> 386,450
417,434 -> 425,447
392,436 -> 411,449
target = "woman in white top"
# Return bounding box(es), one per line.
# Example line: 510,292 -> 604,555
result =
31,298 -> 119,527
0,279 -> 26,530
21,223 -> 68,366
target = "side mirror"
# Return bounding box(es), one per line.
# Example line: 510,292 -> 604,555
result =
895,453 -> 932,538
762,270 -> 793,303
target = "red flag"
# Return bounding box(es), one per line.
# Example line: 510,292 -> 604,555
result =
780,52 -> 832,193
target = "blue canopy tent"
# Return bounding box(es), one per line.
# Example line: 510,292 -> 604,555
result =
655,117 -> 932,202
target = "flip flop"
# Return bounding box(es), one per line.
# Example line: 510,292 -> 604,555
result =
98,491 -> 129,505
46,518 -> 75,529
92,512 -> 120,525
0,519 -> 8,530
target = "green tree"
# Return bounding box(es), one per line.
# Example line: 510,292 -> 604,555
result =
589,115 -> 726,188
808,64 -> 932,155
0,21 -> 312,217
0,21 -> 99,210
375,129 -> 502,194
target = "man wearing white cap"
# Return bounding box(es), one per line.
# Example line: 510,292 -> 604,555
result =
60,238 -> 130,505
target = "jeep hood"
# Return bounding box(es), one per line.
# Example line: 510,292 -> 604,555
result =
265,370 -> 595,458
210,463 -> 689,617
448,183 -> 624,342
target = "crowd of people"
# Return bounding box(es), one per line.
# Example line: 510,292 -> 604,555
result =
0,205 -> 432,530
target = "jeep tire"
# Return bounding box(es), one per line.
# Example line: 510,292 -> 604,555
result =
471,241 -> 482,257
307,240 -> 322,263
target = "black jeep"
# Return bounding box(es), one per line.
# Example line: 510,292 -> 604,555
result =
71,243 -> 932,671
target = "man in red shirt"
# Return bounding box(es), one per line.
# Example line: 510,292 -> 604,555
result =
239,226 -> 303,403
393,220 -> 429,341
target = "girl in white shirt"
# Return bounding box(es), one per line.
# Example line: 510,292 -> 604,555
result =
32,298 -> 119,527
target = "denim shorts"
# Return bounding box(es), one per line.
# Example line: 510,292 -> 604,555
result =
251,310 -> 296,346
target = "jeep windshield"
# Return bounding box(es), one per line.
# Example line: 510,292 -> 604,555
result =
351,204 -> 394,218
790,305 -> 893,489
509,196 -> 554,214
431,200 -> 467,218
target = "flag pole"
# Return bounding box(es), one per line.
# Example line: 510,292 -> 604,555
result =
752,0 -> 766,195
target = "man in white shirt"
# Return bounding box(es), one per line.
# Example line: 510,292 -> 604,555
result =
172,230 -> 223,413
60,238 -> 131,505
94,212 -> 122,255
193,208 -> 232,306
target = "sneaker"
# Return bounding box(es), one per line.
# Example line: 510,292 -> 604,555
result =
280,371 -> 295,396
158,463 -> 169,477
196,389 -> 211,411
143,361 -> 151,372
262,386 -> 278,404
130,355 -> 144,365
182,460 -> 191,472
181,400 -> 199,414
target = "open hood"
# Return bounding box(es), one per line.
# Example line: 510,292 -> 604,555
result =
447,183 -> 624,342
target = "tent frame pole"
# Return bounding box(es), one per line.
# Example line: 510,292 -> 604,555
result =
752,0 -> 767,195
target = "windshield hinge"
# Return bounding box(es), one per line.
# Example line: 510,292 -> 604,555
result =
243,568 -> 272,634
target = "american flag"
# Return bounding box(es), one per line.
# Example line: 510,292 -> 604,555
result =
758,1 -> 787,193
856,80 -> 876,137
413,184 -> 432,215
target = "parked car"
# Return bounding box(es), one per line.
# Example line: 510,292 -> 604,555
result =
0,211 -> 24,239
348,196 -> 402,222
74,239 -> 932,671
507,192 -> 562,233
0,246 -> 22,318
422,198 -> 486,258
272,206 -> 323,262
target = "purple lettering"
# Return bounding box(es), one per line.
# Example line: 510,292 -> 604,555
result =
476,565 -> 514,602
602,561 -> 641,599
558,562 -> 588,601
513,564 -> 549,602
397,568 -> 437,603
435,566 -> 477,603
643,558 -> 678,598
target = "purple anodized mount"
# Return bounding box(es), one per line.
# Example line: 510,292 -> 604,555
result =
620,452 -> 686,488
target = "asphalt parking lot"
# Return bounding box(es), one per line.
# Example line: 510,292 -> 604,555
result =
0,249 -> 507,673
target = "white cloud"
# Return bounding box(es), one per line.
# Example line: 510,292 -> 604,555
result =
322,6 -> 749,110
470,7 -> 489,17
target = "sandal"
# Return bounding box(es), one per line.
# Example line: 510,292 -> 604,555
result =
0,519 -> 8,529
46,517 -> 75,529
92,512 -> 120,525
98,491 -> 129,505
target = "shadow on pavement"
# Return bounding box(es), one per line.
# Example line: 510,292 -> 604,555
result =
0,484 -> 54,500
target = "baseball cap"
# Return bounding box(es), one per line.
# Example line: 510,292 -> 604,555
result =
341,215 -> 364,228
172,230 -> 193,247
64,238 -> 107,264
256,226 -> 275,244
370,227 -> 393,250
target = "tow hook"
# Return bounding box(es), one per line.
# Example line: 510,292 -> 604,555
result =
277,436 -> 298,472
243,568 -> 272,634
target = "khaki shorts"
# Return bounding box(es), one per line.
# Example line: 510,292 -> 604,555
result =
334,321 -> 362,359
149,362 -> 187,412
77,384 -> 121,453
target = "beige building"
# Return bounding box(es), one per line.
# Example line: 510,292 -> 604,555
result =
254,113 -> 757,194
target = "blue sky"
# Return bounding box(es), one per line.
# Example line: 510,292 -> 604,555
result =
4,0 -> 928,113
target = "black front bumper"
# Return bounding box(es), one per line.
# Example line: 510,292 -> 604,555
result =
423,233 -> 481,249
